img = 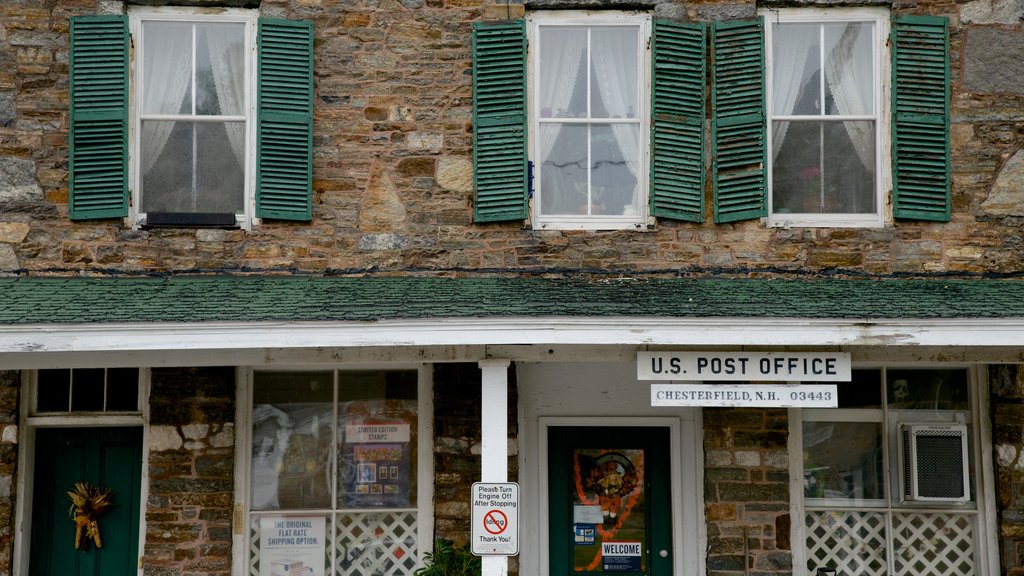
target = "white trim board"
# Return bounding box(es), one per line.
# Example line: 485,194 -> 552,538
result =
5,316 -> 1024,358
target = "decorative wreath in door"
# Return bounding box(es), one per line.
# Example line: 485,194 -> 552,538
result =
67,482 -> 113,550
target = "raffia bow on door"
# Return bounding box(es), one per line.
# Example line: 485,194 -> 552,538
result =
67,482 -> 113,550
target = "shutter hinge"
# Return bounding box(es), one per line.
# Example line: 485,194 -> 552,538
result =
527,160 -> 535,198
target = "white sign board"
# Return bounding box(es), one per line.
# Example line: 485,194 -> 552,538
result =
259,515 -> 326,576
651,384 -> 839,407
638,351 -> 851,382
471,482 -> 519,556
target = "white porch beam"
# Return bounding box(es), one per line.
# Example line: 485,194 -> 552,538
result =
479,359 -> 511,576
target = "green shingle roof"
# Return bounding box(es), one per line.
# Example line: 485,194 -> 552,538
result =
1,276 -> 1023,325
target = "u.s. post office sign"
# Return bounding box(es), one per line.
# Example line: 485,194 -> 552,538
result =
637,351 -> 851,382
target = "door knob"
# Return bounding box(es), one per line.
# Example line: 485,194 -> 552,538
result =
658,549 -> 669,558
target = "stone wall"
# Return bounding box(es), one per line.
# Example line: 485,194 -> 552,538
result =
146,367 -> 236,576
0,0 -> 1024,277
991,364 -> 1024,576
431,363 -> 518,548
0,371 -> 18,576
703,408 -> 790,576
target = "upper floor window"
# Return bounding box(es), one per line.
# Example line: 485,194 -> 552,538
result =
68,11 -> 313,226
132,11 -> 254,227
765,9 -> 887,228
530,14 -> 650,230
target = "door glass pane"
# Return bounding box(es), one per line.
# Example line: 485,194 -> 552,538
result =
71,368 -> 105,412
539,27 -> 587,118
251,371 -> 334,511
106,368 -> 140,411
591,27 -> 638,119
803,421 -> 883,500
572,448 -> 646,573
823,22 -> 873,116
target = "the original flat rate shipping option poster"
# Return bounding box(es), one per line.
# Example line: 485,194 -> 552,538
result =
259,515 -> 326,576
571,448 -> 646,573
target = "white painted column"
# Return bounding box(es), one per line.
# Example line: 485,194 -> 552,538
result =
479,359 -> 511,576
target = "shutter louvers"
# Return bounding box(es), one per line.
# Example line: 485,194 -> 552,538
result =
472,20 -> 528,223
69,16 -> 129,220
892,15 -> 950,222
257,18 -> 314,221
650,20 -> 706,223
711,18 -> 767,224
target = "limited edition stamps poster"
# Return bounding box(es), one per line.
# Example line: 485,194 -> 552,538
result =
571,448 -> 646,573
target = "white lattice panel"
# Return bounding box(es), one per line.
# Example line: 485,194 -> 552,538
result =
805,510 -> 888,576
891,513 -> 975,576
336,512 -> 419,576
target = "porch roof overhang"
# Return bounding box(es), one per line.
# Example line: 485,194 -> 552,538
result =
2,275 -> 1024,366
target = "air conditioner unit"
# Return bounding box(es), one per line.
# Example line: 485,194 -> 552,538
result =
901,423 -> 970,503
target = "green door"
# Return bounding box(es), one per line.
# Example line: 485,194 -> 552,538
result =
29,427 -> 142,576
548,426 -> 673,576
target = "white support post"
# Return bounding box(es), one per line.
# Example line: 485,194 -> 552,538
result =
479,359 -> 511,576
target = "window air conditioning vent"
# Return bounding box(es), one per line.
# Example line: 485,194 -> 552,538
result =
901,423 -> 969,503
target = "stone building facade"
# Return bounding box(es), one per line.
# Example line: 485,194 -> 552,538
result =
0,0 -> 1024,575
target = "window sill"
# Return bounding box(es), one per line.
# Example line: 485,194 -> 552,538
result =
140,212 -> 241,229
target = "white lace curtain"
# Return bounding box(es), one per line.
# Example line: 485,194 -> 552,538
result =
141,22 -> 246,177
772,22 -> 874,173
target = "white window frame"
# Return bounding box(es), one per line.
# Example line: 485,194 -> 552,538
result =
762,7 -> 890,229
233,365 -> 434,576
527,12 -> 651,231
788,365 -> 1000,575
128,7 -> 259,230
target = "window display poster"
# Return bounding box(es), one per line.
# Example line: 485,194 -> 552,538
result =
340,421 -> 413,508
259,515 -> 326,576
571,449 -> 646,573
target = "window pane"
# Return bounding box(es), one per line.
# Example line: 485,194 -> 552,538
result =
824,22 -> 873,116
251,371 -> 334,511
836,369 -> 882,409
338,371 -> 418,509
71,368 -> 105,412
803,421 -> 884,500
887,369 -> 970,411
540,123 -> 587,215
196,23 -> 246,116
141,120 -> 244,214
591,124 -> 640,216
106,368 -> 140,411
539,27 -> 587,118
772,23 -> 820,116
591,27 -> 638,119
37,369 -> 70,412
772,120 -> 874,213
142,22 -> 192,115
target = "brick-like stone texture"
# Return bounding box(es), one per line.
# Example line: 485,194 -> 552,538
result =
992,364 -> 1024,576
703,408 -> 790,576
431,363 -> 517,548
0,0 -> 1023,277
145,367 -> 235,576
0,371 -> 18,576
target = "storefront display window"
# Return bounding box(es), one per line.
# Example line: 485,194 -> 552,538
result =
249,369 -> 425,576
795,367 -> 984,576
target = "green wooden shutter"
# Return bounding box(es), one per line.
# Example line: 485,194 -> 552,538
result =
69,16 -> 129,220
257,18 -> 314,221
472,20 -> 528,223
711,18 -> 766,224
892,15 -> 950,222
650,20 -> 706,222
